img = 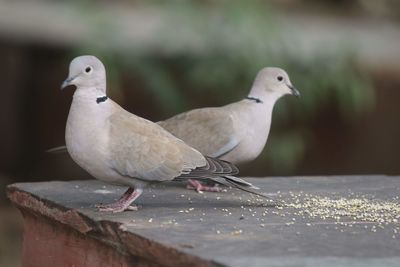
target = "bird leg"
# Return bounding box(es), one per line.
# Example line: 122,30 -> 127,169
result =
186,179 -> 221,193
96,187 -> 143,213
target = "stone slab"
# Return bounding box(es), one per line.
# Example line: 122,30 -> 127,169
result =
7,176 -> 400,267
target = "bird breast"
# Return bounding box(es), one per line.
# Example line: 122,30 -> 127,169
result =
221,102 -> 272,164
65,93 -> 112,179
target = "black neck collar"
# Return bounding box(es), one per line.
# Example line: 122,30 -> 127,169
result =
245,96 -> 263,104
96,96 -> 108,104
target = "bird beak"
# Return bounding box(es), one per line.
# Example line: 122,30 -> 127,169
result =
61,75 -> 77,90
288,84 -> 300,97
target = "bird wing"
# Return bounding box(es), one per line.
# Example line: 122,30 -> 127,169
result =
108,109 -> 207,182
158,107 -> 240,158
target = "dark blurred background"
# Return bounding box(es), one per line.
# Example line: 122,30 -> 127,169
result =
1,0 -> 400,266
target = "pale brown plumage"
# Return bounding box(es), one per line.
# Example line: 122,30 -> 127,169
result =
158,67 -> 300,165
107,106 -> 238,182
158,108 -> 238,158
61,55 -> 253,212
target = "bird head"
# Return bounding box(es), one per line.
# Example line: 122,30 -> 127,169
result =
61,55 -> 106,93
250,67 -> 300,100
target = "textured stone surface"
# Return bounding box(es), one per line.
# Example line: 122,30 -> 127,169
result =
7,176 -> 400,267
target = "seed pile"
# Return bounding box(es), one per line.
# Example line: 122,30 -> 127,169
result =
126,187 -> 399,238
265,192 -> 399,238
285,194 -> 400,224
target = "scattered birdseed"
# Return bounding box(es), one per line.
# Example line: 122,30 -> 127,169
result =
285,194 -> 400,225
272,192 -> 400,235
231,229 -> 243,235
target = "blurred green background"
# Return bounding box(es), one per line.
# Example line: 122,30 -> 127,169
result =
1,0 -> 400,266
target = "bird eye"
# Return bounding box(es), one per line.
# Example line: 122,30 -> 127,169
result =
85,66 -> 92,73
277,76 -> 283,82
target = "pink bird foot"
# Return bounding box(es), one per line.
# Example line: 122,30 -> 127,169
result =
95,187 -> 142,213
186,179 -> 221,193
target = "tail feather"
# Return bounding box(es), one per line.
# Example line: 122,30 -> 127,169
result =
181,156 -> 239,178
205,157 -> 218,173
203,157 -> 238,175
223,178 -> 278,202
205,157 -> 239,174
198,175 -> 279,203
223,175 -> 259,189
178,156 -> 278,203
46,145 -> 68,154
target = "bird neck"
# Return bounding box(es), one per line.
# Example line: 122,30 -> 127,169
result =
73,87 -> 108,102
247,85 -> 282,108
70,87 -> 113,121
245,96 -> 263,104
96,96 -> 108,104
241,86 -> 283,138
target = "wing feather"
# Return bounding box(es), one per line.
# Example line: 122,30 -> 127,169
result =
158,107 -> 240,158
108,110 -> 206,182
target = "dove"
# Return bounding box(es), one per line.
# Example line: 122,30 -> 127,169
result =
60,55 -> 264,213
157,67 -> 299,192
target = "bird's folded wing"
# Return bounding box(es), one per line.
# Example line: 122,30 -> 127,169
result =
108,111 -> 206,182
179,156 -> 239,178
158,108 -> 240,158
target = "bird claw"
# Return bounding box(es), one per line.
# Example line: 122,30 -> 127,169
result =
126,205 -> 139,211
95,203 -> 138,213
187,179 -> 221,193
95,187 -> 142,213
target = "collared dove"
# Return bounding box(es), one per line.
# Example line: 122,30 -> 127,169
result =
60,55 -> 265,213
157,67 -> 299,192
